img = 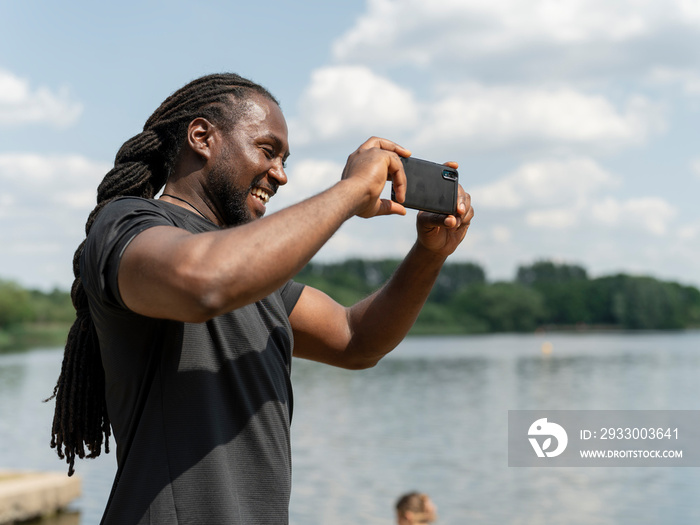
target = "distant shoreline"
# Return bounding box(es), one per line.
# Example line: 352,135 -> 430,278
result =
0,323 -> 70,352
3,321 -> 699,353
407,325 -> 700,337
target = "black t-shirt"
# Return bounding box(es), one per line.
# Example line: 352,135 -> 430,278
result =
81,197 -> 304,524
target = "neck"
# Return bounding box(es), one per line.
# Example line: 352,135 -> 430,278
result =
159,192 -> 214,223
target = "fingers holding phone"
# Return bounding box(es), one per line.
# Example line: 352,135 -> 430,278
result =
355,136 -> 412,157
415,183 -> 473,256
341,137 -> 410,218
439,185 -> 472,228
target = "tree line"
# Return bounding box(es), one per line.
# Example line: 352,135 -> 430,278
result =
0,280 -> 74,348
0,280 -> 73,328
1,259 -> 699,342
295,259 -> 700,334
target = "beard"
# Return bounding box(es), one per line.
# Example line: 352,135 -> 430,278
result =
206,164 -> 258,227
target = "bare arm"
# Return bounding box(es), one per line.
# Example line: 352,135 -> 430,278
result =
291,178 -> 474,369
118,138 -> 410,322
290,243 -> 450,369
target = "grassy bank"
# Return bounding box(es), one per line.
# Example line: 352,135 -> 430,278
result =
0,323 -> 70,352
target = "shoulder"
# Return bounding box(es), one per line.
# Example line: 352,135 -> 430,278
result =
86,197 -> 176,254
91,197 -> 216,239
95,197 -> 179,226
82,198 -> 186,301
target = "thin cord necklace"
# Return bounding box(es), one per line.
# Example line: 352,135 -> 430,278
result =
160,193 -> 209,221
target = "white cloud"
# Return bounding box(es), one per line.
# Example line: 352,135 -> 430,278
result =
678,222 -> 700,240
472,158 -> 617,210
491,225 -> 512,243
472,157 -> 678,236
7,242 -> 62,256
414,84 -> 663,151
591,197 -> 677,235
333,0 -> 692,67
290,66 -> 419,144
679,0 -> 700,23
271,158 -> 344,211
691,159 -> 700,178
0,153 -> 108,212
526,208 -> 580,229
319,221 -> 416,261
288,159 -> 343,192
648,67 -> 700,95
291,69 -> 662,152
0,153 -> 109,289
0,69 -> 82,127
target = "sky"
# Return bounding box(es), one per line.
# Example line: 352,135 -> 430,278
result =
1,0 -> 700,291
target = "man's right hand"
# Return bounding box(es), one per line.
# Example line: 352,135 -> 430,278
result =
340,137 -> 411,219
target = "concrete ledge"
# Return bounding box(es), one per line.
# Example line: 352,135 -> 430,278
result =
0,470 -> 81,524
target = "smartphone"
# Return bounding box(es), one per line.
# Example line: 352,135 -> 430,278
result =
391,156 -> 459,215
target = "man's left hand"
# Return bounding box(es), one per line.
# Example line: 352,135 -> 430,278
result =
415,162 -> 473,258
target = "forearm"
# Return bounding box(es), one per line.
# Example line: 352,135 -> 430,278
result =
121,178 -> 368,321
343,242 -> 447,367
343,178 -> 473,361
206,180 -> 363,306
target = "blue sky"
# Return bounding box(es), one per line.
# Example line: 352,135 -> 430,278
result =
1,0 -> 700,291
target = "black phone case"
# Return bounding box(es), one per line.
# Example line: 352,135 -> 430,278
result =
392,157 -> 458,215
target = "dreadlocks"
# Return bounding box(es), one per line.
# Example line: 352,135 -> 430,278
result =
47,73 -> 279,476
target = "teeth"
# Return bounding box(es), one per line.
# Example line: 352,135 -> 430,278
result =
251,188 -> 270,204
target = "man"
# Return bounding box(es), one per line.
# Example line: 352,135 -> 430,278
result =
396,492 -> 439,524
48,73 -> 473,524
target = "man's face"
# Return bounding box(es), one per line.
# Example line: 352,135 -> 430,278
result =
206,93 -> 289,227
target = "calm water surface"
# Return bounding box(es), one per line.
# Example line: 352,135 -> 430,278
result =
1,331 -> 699,524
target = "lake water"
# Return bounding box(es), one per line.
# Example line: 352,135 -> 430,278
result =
2,331 -> 700,524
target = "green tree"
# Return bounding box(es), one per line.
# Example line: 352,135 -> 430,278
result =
429,262 -> 486,304
612,276 -> 685,329
588,275 -> 690,329
295,259 -> 700,333
0,279 -> 35,328
679,284 -> 700,327
413,301 -> 489,334
451,282 -> 546,332
517,261 -> 591,325
517,260 -> 588,285
28,288 -> 75,323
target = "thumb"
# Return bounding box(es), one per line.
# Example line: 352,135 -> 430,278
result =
371,199 -> 407,218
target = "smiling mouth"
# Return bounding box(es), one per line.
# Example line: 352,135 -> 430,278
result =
251,187 -> 271,204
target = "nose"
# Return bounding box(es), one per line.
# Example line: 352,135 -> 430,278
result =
269,159 -> 288,186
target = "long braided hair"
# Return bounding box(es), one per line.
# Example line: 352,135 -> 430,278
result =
47,73 -> 279,476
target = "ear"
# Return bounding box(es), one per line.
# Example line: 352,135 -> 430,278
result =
186,117 -> 219,161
